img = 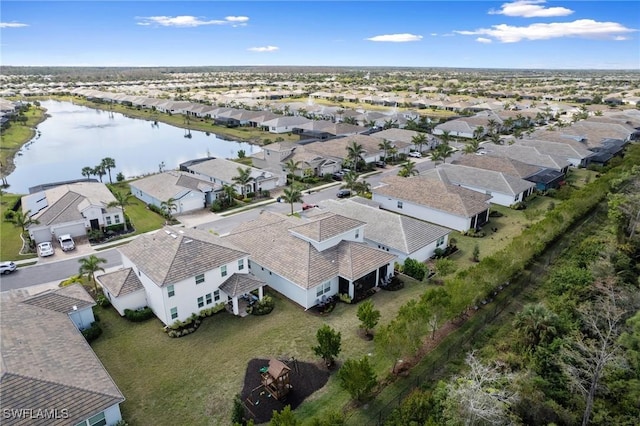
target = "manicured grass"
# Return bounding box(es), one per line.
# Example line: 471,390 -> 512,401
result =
0,193 -> 36,261
107,183 -> 165,235
0,106 -> 47,178
91,277 -> 434,425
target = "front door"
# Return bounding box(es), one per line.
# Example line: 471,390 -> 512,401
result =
90,219 -> 100,230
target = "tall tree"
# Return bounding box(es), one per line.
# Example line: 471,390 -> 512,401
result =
513,303 -> 559,352
160,197 -> 178,221
342,171 -> 359,191
411,132 -> 427,154
232,167 -> 253,197
284,159 -> 301,184
346,140 -> 366,172
221,184 -> 238,207
7,209 -> 39,238
312,324 -> 342,368
81,166 -> 93,181
107,191 -> 132,232
463,139 -> 481,155
398,161 -> 418,177
93,164 -> 106,183
282,185 -> 303,215
100,157 -> 116,184
78,255 -> 107,295
337,356 -> 377,402
439,130 -> 452,145
378,139 -> 393,161
472,125 -> 485,142
436,143 -> 455,164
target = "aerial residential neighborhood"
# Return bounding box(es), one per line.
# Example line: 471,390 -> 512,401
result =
1,1 -> 640,425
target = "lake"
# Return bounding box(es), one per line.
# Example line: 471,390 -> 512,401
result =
5,100 -> 262,194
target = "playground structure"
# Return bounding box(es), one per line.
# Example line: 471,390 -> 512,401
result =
261,358 -> 292,400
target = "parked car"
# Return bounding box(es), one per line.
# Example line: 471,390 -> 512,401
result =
375,161 -> 386,168
57,234 -> 76,251
332,173 -> 343,181
302,203 -> 318,211
0,261 -> 17,274
336,189 -> 351,198
408,151 -> 422,158
37,241 -> 55,257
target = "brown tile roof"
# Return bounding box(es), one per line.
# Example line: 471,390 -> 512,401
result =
22,287 -> 95,314
337,241 -> 396,281
97,268 -> 144,297
118,227 -> 247,287
0,289 -> 124,426
219,273 -> 265,298
289,214 -> 364,242
374,175 -> 491,218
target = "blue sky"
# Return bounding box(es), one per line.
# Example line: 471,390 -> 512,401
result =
1,1 -> 638,69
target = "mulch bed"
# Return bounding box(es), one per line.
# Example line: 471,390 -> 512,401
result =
239,358 -> 330,424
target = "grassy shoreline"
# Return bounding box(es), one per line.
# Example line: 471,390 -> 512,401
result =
0,105 -> 48,177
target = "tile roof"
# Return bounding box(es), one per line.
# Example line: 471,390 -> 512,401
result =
223,211 -> 395,288
0,288 -> 124,426
218,273 -> 265,297
289,214 -> 364,242
22,284 -> 95,314
480,144 -> 569,171
369,128 -> 421,144
185,158 -> 277,184
518,139 -> 592,159
118,227 -> 247,287
337,242 -> 396,281
130,171 -> 216,201
452,155 -> 542,179
426,164 -> 535,196
97,268 -> 144,297
319,198 -> 450,255
374,175 -> 491,218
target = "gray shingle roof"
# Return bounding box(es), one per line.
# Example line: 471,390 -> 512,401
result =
374,175 -> 491,218
97,268 -> 144,297
319,198 -> 450,255
185,158 -> 276,184
118,227 -> 247,287
452,155 -> 542,179
0,288 -> 124,426
22,285 -> 95,314
289,214 -> 364,242
425,164 -> 535,196
219,273 -> 265,297
130,171 -> 216,201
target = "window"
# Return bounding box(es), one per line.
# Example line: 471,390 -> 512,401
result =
397,201 -> 403,209
248,260 -> 252,269
485,191 -> 492,196
167,285 -> 175,298
195,274 -> 205,285
114,214 -> 121,224
316,281 -> 331,297
214,290 -> 220,302
437,236 -> 445,247
514,194 -> 520,201
197,296 -> 204,308
88,412 -> 106,426
106,216 -> 112,226
221,265 -> 227,277
355,229 -> 359,239
170,307 -> 178,320
238,259 -> 244,270
206,293 -> 212,305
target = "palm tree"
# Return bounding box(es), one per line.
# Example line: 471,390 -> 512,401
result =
378,139 -> 393,162
100,157 -> 116,184
387,146 -> 398,163
439,130 -> 451,145
411,133 -> 427,154
232,167 -> 253,197
463,139 -> 480,155
343,116 -> 358,126
282,185 -> 303,215
490,132 -> 502,145
78,255 -> 107,295
93,164 -> 106,183
343,171 -> 359,191
8,209 -> 39,238
284,159 -> 301,184
221,184 -> 238,207
354,179 -> 371,196
383,119 -> 397,130
107,191 -> 132,233
434,143 -> 455,164
472,125 -> 485,142
346,141 -> 366,172
160,197 -> 178,221
486,119 -> 499,134
398,160 -> 418,177
81,166 -> 93,181
513,303 -> 558,351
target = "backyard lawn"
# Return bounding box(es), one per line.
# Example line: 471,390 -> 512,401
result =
91,276 -> 432,425
107,183 -> 166,235
0,193 -> 36,261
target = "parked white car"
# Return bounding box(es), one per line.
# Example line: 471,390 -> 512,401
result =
37,241 -> 55,257
57,234 -> 76,251
0,261 -> 17,274
408,151 -> 422,158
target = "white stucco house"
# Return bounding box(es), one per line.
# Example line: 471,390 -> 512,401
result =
98,227 -> 266,324
129,171 -> 217,214
1,285 -> 125,426
223,211 -> 397,308
372,176 -> 491,232
22,182 -> 123,244
261,116 -> 312,133
317,197 -> 451,262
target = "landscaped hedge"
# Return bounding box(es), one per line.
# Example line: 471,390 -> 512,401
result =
247,295 -> 274,316
165,303 -> 226,338
124,307 -> 154,322
403,258 -> 429,281
82,322 -> 103,342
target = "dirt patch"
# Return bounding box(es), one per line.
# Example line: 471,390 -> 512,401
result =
239,358 -> 330,424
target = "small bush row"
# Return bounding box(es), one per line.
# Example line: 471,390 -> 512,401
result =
124,306 -> 154,322
247,295 -> 274,315
164,303 -> 226,338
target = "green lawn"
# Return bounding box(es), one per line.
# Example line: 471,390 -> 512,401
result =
0,193 -> 37,261
107,183 -> 165,235
91,277 -> 434,425
0,106 -> 47,177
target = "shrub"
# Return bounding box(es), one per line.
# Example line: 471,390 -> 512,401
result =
339,293 -> 352,304
96,293 -> 111,307
510,201 -> 526,210
124,306 -> 154,322
489,210 -> 504,217
82,322 -> 102,342
403,258 -> 429,281
4,210 -> 15,221
248,296 -> 274,315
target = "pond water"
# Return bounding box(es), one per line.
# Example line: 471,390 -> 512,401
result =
6,100 -> 262,194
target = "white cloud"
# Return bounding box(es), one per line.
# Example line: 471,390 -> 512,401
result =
476,37 -> 493,44
0,22 -> 28,28
456,19 -> 637,43
136,15 -> 249,27
247,46 -> 279,52
366,33 -> 423,42
489,0 -> 573,18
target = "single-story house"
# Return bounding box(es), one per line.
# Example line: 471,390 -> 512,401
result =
22,182 -> 123,244
317,197 -> 451,262
1,285 -> 125,426
98,227 -> 266,324
261,116 -> 312,134
517,139 -> 593,168
372,175 -> 491,232
223,211 -> 397,307
129,171 -> 217,214
480,144 -> 570,174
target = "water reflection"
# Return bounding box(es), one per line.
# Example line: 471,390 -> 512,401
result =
6,101 -> 262,194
